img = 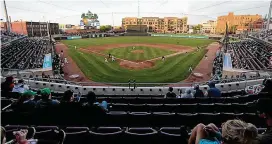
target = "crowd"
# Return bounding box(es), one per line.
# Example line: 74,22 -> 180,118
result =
1,37 -> 51,69
228,40 -> 272,70
1,30 -> 24,44
211,51 -> 223,81
165,82 -> 221,99
255,29 -> 272,41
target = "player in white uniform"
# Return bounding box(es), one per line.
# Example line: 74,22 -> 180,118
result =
64,57 -> 68,64
112,56 -> 115,61
105,58 -> 108,62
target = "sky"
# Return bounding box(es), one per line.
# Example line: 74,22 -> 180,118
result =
0,0 -> 270,26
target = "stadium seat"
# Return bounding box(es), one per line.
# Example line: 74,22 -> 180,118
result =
124,127 -> 158,144
64,127 -> 90,144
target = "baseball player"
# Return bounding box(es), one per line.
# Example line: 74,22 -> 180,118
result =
188,65 -> 193,72
133,46 -> 135,50
111,56 -> 115,61
162,56 -> 165,61
64,57 -> 68,64
105,58 -> 108,63
109,53 -> 111,58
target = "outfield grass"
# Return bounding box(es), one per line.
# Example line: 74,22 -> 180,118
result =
62,36 -> 214,48
103,46 -> 174,61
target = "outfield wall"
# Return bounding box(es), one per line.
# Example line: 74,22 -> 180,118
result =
151,34 -> 209,39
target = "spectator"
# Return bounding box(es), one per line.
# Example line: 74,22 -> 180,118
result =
12,79 -> 29,93
181,88 -> 193,98
206,82 -> 221,97
165,87 -> 176,98
176,89 -> 183,98
11,92 -> 29,112
36,88 -> 59,109
254,98 -> 272,144
193,85 -> 204,97
188,119 -> 257,144
22,90 -> 37,112
61,90 -> 74,102
1,127 -> 6,144
1,76 -> 15,93
82,91 -> 108,111
260,79 -> 272,94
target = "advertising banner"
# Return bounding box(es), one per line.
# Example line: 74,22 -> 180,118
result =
42,53 -> 52,69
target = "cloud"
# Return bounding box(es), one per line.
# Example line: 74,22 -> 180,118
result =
0,0 -> 269,26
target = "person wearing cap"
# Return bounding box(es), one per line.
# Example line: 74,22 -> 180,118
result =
36,88 -> 59,109
193,85 -> 204,97
253,98 -> 272,144
12,79 -> 29,93
22,90 -> 37,112
206,82 -> 221,97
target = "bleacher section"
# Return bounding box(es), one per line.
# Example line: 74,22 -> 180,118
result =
1,38 -> 52,70
1,90 -> 270,144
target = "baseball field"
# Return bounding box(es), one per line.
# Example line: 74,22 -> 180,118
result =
61,36 -> 215,83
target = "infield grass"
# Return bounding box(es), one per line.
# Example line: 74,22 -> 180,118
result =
103,46 -> 174,61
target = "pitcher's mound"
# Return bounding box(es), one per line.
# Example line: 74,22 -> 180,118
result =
119,60 -> 154,70
131,50 -> 144,54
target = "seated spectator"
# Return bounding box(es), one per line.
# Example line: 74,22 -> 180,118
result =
206,82 -> 221,97
59,90 -> 81,109
12,79 -> 29,93
188,119 -> 257,144
193,85 -> 204,97
165,87 -> 176,98
254,98 -> 272,144
1,76 -> 15,93
82,91 -> 108,112
176,89 -> 183,98
22,90 -> 37,112
1,127 -> 6,144
260,79 -> 272,94
11,92 -> 29,112
181,88 -> 193,98
36,88 -> 59,109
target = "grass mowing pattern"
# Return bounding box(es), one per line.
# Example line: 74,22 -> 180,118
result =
103,46 -> 174,61
68,46 -> 208,83
62,36 -> 214,48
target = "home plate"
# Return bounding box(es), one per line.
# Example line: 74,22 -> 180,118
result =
193,73 -> 203,78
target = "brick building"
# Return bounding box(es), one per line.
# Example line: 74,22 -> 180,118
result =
11,21 -> 59,37
201,20 -> 217,34
122,16 -> 188,33
216,12 -> 262,34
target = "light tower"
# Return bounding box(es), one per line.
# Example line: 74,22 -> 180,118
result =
266,0 -> 272,30
3,0 -> 11,32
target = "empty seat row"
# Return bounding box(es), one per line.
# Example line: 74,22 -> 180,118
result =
2,111 -> 265,127
109,102 -> 256,113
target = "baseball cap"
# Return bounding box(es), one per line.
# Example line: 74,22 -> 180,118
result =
22,90 -> 37,97
40,88 -> 51,96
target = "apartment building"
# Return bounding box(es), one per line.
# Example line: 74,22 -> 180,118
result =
201,20 -> 217,34
216,12 -> 262,34
11,21 -> 59,37
122,16 -> 188,33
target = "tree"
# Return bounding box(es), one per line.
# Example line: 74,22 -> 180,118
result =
230,25 -> 237,34
100,25 -> 106,32
100,25 -> 112,32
